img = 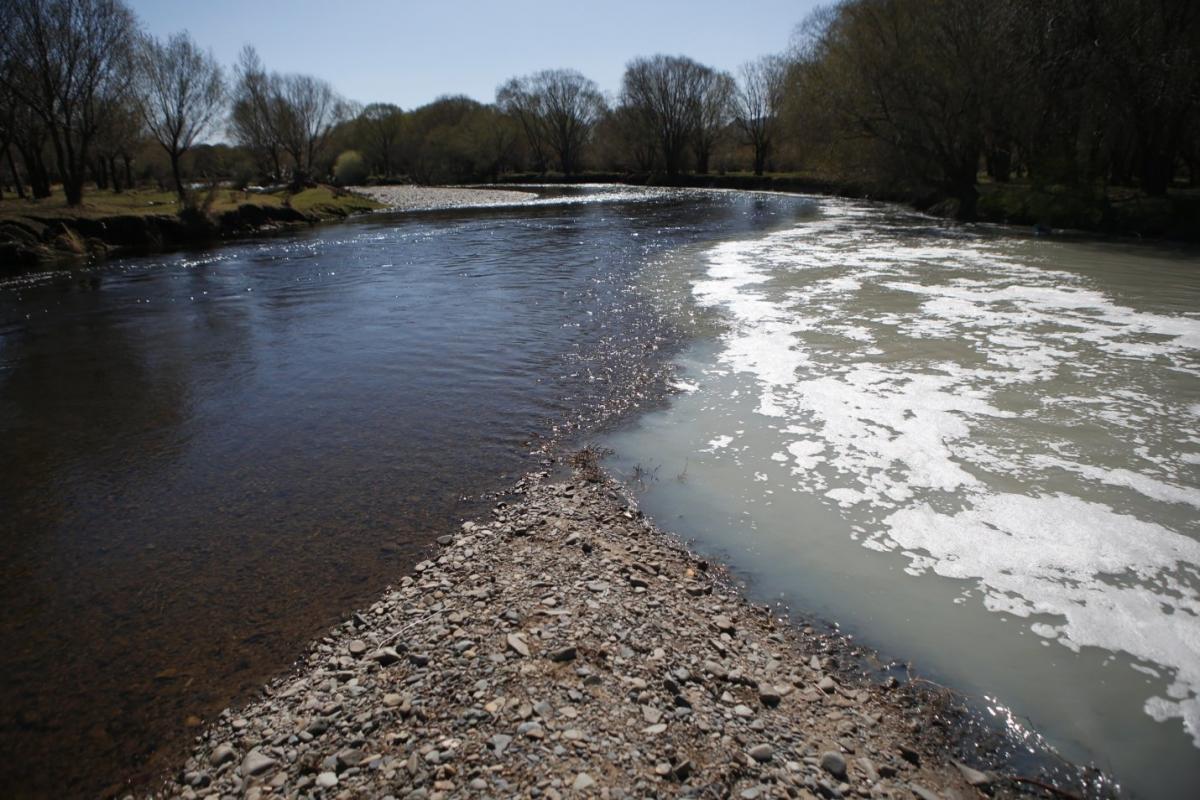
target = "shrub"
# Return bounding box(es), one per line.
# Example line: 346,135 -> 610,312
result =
332,150 -> 369,186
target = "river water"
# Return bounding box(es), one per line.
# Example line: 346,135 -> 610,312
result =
603,198 -> 1200,800
0,186 -> 795,797
0,188 -> 1196,798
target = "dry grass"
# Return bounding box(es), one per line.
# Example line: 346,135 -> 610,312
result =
0,185 -> 377,222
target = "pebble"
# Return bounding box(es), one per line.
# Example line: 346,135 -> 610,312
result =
315,771 -> 338,788
506,633 -> 530,657
820,750 -> 847,779
547,645 -> 577,662
241,748 -> 276,776
748,743 -> 773,762
572,772 -> 596,791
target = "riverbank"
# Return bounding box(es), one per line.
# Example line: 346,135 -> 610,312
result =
0,186 -> 381,268
156,456 -> 1096,800
494,172 -> 1200,242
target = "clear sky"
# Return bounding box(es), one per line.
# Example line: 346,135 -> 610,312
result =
127,0 -> 822,109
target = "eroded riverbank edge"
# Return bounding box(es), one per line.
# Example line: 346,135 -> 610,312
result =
153,458 -> 1106,800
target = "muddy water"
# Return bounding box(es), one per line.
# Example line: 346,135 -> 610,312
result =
603,200 -> 1200,799
0,187 -> 812,797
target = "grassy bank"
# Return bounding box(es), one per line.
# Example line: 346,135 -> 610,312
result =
0,186 -> 381,269
497,171 -> 1200,242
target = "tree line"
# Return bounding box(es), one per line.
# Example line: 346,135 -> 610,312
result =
1,0 -> 1196,219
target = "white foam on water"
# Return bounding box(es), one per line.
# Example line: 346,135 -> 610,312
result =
688,200 -> 1200,745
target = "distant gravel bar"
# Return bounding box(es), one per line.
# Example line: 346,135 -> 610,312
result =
155,458 -> 1083,799
350,185 -> 539,212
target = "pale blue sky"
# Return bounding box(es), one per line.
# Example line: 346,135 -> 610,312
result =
127,0 -> 821,109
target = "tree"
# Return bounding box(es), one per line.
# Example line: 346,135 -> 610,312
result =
693,70 -> 735,174
356,102 -> 403,177
620,55 -> 712,178
732,55 -> 787,176
0,0 -> 137,205
229,46 -> 284,182
275,73 -> 351,185
135,31 -> 225,202
497,69 -> 605,175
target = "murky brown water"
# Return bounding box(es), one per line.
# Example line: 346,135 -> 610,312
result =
0,187 -> 815,798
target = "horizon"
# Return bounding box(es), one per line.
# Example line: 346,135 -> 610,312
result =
126,0 -> 818,109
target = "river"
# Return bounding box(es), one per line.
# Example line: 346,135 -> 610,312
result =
0,187 -> 1196,798
603,197 -> 1200,800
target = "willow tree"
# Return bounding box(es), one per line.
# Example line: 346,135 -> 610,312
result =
0,0 -> 137,205
620,55 -> 713,177
135,31 -> 225,202
498,69 -> 605,175
732,55 -> 787,176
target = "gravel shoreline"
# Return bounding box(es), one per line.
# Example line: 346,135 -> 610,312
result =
155,462 -> 1068,800
349,186 -> 538,212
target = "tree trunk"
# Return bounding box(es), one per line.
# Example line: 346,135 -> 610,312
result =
954,181 -> 979,221
753,145 -> 766,176
1140,152 -> 1173,196
110,157 -> 122,193
170,151 -> 186,203
94,158 -> 108,190
6,145 -> 27,200
123,155 -> 133,189
695,149 -> 711,175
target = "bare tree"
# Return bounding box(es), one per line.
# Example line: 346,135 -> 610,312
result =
135,31 -> 225,202
497,69 -> 604,175
275,73 -> 350,185
733,55 -> 788,176
229,46 -> 283,182
620,55 -> 712,177
693,70 -> 735,174
0,0 -> 137,205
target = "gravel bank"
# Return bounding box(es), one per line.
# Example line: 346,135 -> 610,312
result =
350,186 -> 538,212
157,464 -> 1054,800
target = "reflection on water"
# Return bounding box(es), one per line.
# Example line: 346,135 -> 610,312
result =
603,200 -> 1200,800
0,187 -> 812,798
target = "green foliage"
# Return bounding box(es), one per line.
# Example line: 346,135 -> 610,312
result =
332,150 -> 369,186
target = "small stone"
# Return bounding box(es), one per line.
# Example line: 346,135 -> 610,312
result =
641,705 -> 663,724
470,778 -> 488,790
383,693 -> 404,708
517,722 -> 544,739
209,744 -> 236,767
758,684 -> 781,707
671,760 -> 693,780
818,676 -> 836,693
315,772 -> 338,788
713,615 -> 735,634
548,645 -> 577,662
642,723 -> 667,735
368,647 -> 401,666
733,704 -> 754,717
820,751 -> 847,779
748,743 -> 773,762
437,535 -> 454,546
408,652 -> 430,668
506,633 -> 530,657
899,744 -> 921,765
241,748 -> 276,777
911,784 -> 941,800
347,640 -> 368,657
490,733 -> 513,754
572,772 -> 596,791
952,759 -> 991,786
